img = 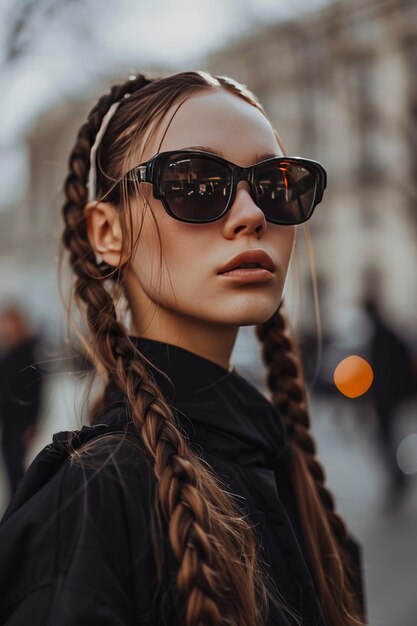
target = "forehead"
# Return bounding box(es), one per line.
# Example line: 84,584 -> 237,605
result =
140,88 -> 283,165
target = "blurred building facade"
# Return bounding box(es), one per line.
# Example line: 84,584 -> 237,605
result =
207,0 -> 417,338
0,0 -> 416,350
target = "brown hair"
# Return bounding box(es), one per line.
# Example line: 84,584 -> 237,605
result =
59,69 -> 366,626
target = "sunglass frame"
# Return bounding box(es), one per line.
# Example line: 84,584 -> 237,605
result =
124,149 -> 327,225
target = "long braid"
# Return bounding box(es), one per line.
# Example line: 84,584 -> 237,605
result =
257,305 -> 348,541
256,304 -> 365,625
60,73 -> 277,626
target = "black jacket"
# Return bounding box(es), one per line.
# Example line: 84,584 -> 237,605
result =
0,336 -> 366,625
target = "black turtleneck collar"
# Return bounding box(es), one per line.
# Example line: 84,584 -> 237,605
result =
102,335 -> 293,470
130,336 -> 234,400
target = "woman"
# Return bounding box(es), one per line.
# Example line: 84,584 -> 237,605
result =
0,70 -> 367,626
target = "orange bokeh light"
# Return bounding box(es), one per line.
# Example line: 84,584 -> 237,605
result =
334,355 -> 374,398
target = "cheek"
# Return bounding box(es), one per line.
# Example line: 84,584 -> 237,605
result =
129,203 -> 209,292
271,226 -> 296,272
158,228 -> 214,290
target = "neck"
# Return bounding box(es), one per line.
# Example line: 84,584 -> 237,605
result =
129,309 -> 237,372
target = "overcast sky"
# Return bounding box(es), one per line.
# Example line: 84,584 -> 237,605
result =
0,0 -> 336,210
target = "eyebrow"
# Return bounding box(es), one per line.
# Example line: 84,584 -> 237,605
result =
182,145 -> 281,162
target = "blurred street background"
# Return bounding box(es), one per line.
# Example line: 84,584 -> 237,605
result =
0,0 -> 416,624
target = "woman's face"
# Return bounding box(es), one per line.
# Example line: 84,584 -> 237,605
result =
124,88 -> 296,340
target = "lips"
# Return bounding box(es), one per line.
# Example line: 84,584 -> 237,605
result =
218,249 -> 276,274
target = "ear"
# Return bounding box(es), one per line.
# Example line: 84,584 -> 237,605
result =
84,201 -> 129,267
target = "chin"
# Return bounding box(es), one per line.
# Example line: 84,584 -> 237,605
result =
235,313 -> 276,327
221,303 -> 280,327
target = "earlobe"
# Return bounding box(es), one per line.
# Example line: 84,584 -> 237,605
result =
84,200 -> 127,267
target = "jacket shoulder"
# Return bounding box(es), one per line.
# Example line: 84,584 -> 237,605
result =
0,424 -> 165,624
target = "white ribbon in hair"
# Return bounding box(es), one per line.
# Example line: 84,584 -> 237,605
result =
87,94 -> 131,202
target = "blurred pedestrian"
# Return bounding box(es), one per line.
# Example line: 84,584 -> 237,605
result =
0,303 -> 44,498
362,293 -> 416,509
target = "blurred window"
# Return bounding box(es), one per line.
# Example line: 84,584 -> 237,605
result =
352,56 -> 382,182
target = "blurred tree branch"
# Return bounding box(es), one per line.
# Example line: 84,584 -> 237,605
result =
3,0 -> 95,64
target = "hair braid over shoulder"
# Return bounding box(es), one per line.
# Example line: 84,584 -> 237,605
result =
256,304 -> 365,625
256,305 -> 347,539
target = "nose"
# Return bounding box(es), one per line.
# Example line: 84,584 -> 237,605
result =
222,180 -> 267,238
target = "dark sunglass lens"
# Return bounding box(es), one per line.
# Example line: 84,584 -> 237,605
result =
254,161 -> 318,224
160,154 -> 231,221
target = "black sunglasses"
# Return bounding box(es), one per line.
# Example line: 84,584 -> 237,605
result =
123,149 -> 327,225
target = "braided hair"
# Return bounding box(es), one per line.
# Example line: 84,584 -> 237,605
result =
59,69 -> 366,626
256,305 -> 365,624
